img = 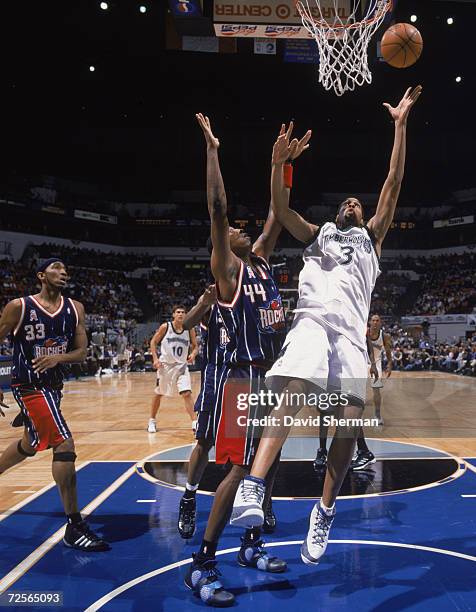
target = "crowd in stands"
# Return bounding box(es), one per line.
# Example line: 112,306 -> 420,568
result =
146,265 -> 208,321
382,324 -> 476,376
410,253 -> 476,315
2,241 -> 476,378
0,259 -> 39,313
67,267 -> 143,324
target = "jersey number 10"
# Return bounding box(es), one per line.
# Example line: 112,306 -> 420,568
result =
172,346 -> 184,358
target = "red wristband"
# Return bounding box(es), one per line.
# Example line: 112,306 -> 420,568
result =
283,163 -> 293,189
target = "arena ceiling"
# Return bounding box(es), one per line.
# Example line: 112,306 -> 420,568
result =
1,0 -> 474,202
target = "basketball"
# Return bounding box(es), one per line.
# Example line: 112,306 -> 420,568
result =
381,23 -> 423,68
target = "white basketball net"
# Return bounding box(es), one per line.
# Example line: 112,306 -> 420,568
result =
296,0 -> 392,96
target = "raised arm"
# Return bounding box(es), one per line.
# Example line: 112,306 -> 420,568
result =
196,113 -> 240,300
270,128 -> 318,244
183,285 -> 217,330
150,322 -> 168,370
32,301 -> 88,374
368,86 -> 422,252
254,122 -> 313,260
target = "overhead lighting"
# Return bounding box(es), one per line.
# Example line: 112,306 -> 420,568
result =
100,2 -> 108,9
410,15 -> 417,23
89,65 -> 96,72
447,17 -> 454,25
455,76 -> 462,83
139,5 -> 147,13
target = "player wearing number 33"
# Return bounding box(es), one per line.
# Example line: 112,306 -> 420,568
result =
0,257 -> 109,551
231,86 -> 423,567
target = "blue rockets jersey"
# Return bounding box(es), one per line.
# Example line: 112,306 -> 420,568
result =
217,255 -> 285,367
11,295 -> 79,388
201,304 -> 233,370
196,305 -> 234,413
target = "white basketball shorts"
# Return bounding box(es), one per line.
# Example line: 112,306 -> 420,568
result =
370,361 -> 384,389
155,362 -> 192,397
265,313 -> 368,407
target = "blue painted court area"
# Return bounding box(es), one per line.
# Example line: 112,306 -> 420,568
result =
1,455 -> 476,611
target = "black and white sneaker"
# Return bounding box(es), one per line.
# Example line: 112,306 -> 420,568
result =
178,497 -> 196,539
313,448 -> 327,472
263,499 -> 276,534
350,450 -> 376,471
63,520 -> 110,551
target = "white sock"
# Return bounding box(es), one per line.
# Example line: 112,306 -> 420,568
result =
186,482 -> 199,492
149,418 -> 156,423
320,501 -> 335,516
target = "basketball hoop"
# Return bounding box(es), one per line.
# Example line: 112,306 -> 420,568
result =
295,0 -> 392,96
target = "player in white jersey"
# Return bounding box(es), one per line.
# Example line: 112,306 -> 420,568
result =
368,314 -> 393,399
147,304 -> 198,433
231,85 -> 422,566
351,314 -> 393,470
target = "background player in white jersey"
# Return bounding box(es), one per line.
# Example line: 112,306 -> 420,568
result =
368,314 -> 393,422
147,305 -> 198,433
231,86 -> 422,566
350,314 -> 393,470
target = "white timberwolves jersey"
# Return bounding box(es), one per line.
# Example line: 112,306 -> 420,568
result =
370,329 -> 384,366
160,322 -> 190,364
294,222 -> 380,350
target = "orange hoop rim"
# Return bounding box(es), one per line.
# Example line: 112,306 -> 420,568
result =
294,0 -> 393,31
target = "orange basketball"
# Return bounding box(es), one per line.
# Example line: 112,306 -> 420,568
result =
381,23 -> 423,68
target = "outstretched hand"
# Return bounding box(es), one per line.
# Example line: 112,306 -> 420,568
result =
383,85 -> 422,124
200,284 -> 217,306
196,113 -> 220,149
272,121 -> 312,165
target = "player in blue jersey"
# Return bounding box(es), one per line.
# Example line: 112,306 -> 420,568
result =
177,284 -> 227,538
178,283 -> 278,539
0,257 -> 110,552
184,114 -> 311,607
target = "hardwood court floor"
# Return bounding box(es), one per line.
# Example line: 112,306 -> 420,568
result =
1,370 -> 475,514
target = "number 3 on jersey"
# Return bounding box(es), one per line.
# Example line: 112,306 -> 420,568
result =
243,283 -> 267,303
340,246 -> 355,265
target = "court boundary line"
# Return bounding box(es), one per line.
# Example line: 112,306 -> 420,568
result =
0,463 -> 136,594
85,538 -> 476,611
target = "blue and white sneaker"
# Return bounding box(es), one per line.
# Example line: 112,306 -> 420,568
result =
300,503 -> 335,565
237,538 -> 287,573
184,555 -> 234,607
230,477 -> 265,528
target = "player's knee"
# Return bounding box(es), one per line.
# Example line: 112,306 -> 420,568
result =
17,440 -> 36,458
197,438 -> 213,453
336,401 -> 364,438
286,379 -> 308,395
180,390 -> 192,398
53,439 -> 76,462
53,451 -> 77,463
